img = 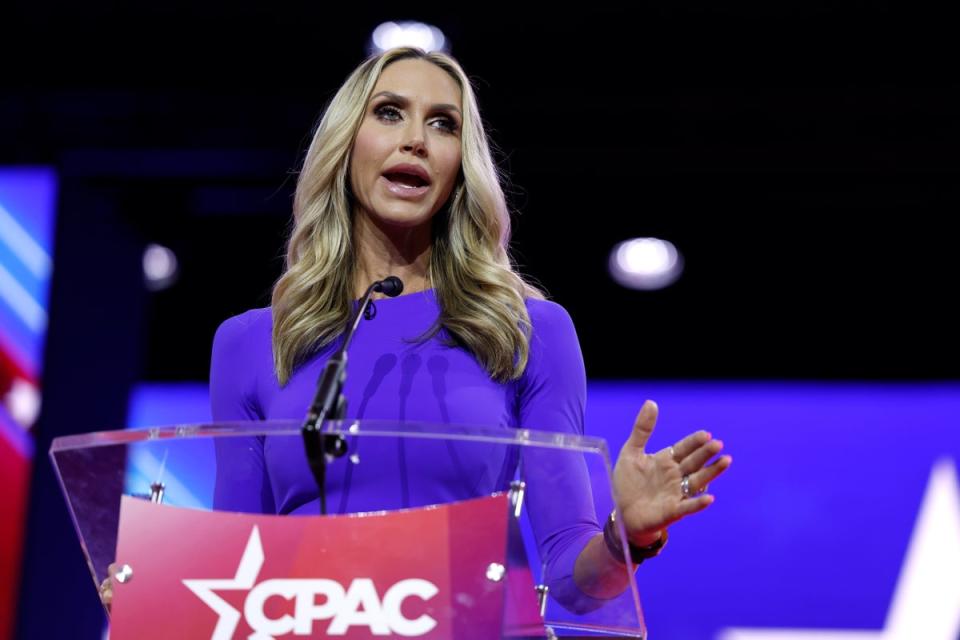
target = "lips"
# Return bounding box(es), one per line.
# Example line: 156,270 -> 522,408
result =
384,172 -> 428,188
382,164 -> 431,187
379,175 -> 430,199
379,163 -> 432,200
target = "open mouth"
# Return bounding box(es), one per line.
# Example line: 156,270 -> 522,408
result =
383,172 -> 430,189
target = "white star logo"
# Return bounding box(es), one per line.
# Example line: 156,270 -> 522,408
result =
718,458 -> 960,640
182,526 -> 265,640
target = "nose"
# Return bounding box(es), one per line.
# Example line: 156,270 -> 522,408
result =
402,138 -> 427,157
401,123 -> 428,157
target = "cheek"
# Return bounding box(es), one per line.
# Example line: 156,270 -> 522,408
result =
351,129 -> 386,184
438,148 -> 463,189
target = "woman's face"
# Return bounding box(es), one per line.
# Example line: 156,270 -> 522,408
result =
350,58 -> 464,232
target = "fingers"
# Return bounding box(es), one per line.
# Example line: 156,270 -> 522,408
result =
625,400 -> 659,451
101,563 -> 119,611
669,429 -> 713,463
99,577 -> 113,609
674,494 -> 715,518
686,454 -> 733,496
678,438 -> 724,475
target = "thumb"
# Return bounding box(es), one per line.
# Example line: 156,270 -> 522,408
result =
625,399 -> 658,452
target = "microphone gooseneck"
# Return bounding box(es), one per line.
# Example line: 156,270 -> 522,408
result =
301,276 -> 404,515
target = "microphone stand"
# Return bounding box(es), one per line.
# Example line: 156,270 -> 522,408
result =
301,276 -> 403,514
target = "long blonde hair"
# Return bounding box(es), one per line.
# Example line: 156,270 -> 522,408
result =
271,47 -> 543,386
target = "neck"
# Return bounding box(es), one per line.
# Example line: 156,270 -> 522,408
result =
353,210 -> 433,299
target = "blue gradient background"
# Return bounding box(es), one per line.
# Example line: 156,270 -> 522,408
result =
126,380 -> 960,639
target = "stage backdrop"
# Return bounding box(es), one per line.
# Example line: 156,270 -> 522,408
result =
0,168 -> 56,640
125,380 -> 960,640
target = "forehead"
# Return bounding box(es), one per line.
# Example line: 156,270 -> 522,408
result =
372,59 -> 462,106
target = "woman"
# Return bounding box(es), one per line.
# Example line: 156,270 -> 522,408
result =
209,46 -> 732,610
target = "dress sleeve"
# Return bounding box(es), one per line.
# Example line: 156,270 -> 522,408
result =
517,300 -> 605,612
209,312 -> 276,514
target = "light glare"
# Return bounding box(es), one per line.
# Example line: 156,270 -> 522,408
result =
370,22 -> 448,54
609,237 -> 684,290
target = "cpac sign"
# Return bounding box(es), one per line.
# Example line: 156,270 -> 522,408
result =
183,527 -> 439,639
109,494 -> 514,639
245,577 -> 438,637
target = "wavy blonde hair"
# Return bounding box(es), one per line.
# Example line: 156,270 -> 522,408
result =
271,47 -> 543,386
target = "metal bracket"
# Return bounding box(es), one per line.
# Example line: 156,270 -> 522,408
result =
535,583 -> 549,618
508,480 -> 526,518
149,482 -> 165,504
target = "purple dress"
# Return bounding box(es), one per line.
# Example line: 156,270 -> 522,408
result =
209,289 -> 603,608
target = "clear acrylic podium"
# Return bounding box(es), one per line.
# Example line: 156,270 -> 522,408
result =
51,420 -> 647,638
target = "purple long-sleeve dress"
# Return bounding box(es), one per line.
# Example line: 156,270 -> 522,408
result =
209,288 -> 603,608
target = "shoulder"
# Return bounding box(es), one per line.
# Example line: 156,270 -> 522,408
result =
210,307 -> 273,372
210,307 -> 271,378
213,307 -> 272,348
520,296 -> 584,380
209,307 -> 271,420
524,297 -> 579,347
515,296 -> 586,427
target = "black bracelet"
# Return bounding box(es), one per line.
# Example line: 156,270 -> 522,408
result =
603,509 -> 668,565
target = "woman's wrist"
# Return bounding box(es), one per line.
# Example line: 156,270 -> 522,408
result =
602,509 -> 668,565
629,529 -> 664,547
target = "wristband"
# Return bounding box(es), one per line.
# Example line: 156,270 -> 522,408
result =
602,509 -> 668,565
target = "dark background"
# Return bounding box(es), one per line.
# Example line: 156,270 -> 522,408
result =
5,3 -> 959,638
5,2 -> 958,382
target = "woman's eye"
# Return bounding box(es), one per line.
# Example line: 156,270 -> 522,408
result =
432,118 -> 459,134
375,105 -> 402,121
374,104 -> 459,134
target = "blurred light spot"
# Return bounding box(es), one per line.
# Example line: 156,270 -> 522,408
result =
369,22 -> 448,54
5,378 -> 41,428
143,243 -> 178,291
609,237 -> 684,290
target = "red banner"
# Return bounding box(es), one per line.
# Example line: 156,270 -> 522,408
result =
110,493 -> 542,639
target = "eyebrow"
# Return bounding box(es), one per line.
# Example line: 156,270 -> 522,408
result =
370,91 -> 462,118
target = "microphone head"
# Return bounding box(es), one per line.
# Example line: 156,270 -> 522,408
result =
376,276 -> 404,297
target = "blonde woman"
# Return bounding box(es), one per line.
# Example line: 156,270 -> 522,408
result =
210,47 -> 732,609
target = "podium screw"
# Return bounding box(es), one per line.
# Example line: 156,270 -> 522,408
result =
115,564 -> 134,584
485,563 -> 505,582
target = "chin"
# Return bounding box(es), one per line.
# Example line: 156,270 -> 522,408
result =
370,205 -> 439,230
383,217 -> 430,230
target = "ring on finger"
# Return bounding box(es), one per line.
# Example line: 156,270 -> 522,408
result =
681,475 -> 692,499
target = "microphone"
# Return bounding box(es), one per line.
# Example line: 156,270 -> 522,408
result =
375,276 -> 404,297
363,276 -> 404,320
301,276 -> 404,515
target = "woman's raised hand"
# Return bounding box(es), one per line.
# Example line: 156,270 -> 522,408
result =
612,400 -> 732,545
